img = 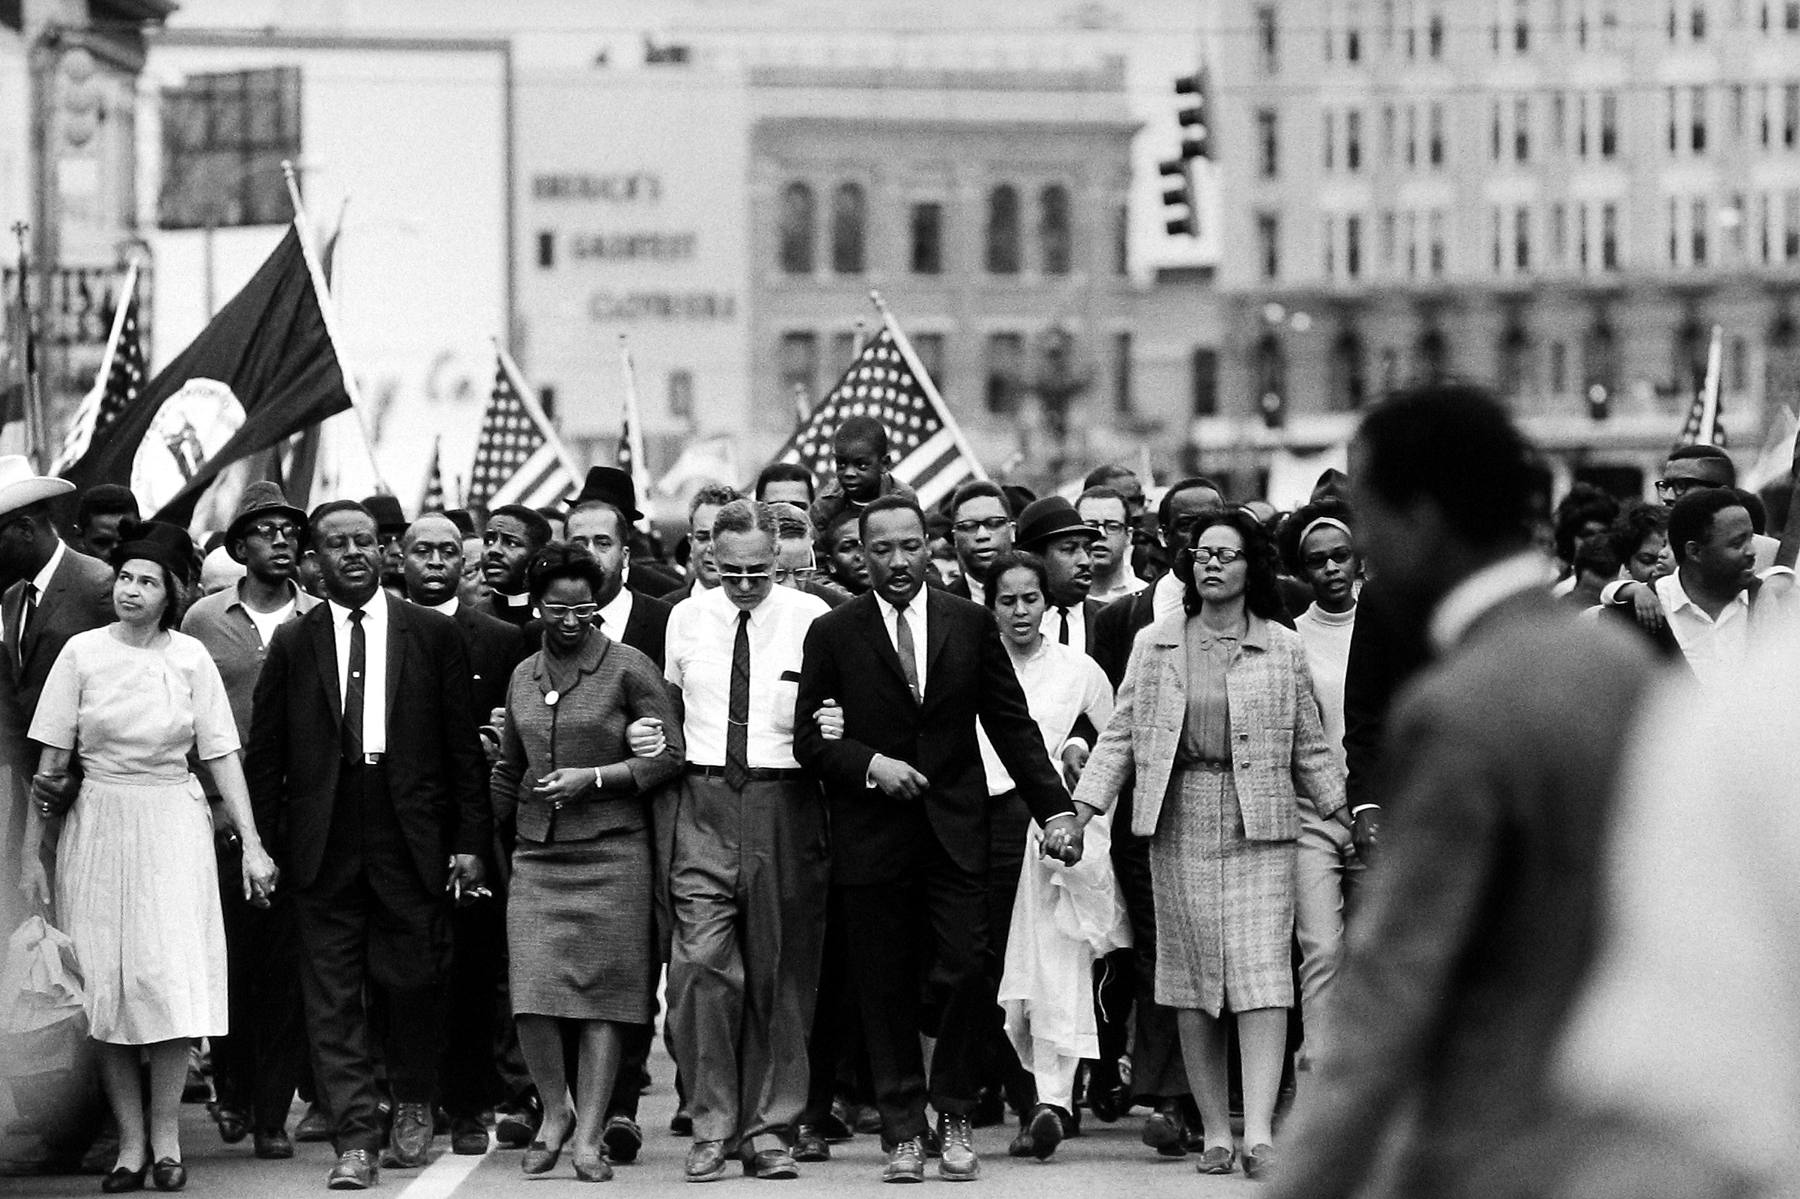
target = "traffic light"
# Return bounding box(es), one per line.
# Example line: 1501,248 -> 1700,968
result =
1162,70 -> 1210,238
1175,72 -> 1212,160
1586,382 -> 1610,421
1259,388 -> 1287,429
1161,159 -> 1197,237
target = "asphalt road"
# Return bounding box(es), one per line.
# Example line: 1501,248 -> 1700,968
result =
0,1046 -> 1267,1197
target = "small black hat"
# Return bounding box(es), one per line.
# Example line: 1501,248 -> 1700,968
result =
443,508 -> 477,538
567,466 -> 642,522
223,481 -> 307,563
362,494 -> 408,536
1014,496 -> 1101,551
111,519 -> 197,586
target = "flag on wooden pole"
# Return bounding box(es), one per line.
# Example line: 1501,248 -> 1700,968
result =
52,260 -> 144,475
1675,325 -> 1727,450
465,343 -> 579,511
617,336 -> 651,528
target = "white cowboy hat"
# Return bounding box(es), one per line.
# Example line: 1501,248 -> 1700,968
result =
0,456 -> 75,522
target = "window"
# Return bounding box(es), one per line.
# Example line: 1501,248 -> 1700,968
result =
1585,320 -> 1619,405
1692,85 -> 1707,152
1762,192 -> 1774,262
1428,8 -> 1445,54
1258,212 -> 1281,279
1492,101 -> 1504,161
1729,191 -> 1747,257
1347,0 -> 1363,60
158,67 -> 303,229
909,202 -> 943,274
1346,215 -> 1364,278
778,182 -> 815,274
831,182 -> 866,274
1729,335 -> 1748,391
1333,328 -> 1367,409
1762,85 -> 1772,147
667,370 -> 694,421
1694,0 -> 1707,37
536,231 -> 555,269
1347,109 -> 1363,170
1406,210 -> 1420,275
1493,207 -> 1505,273
1786,189 -> 1799,259
1578,93 -> 1590,157
779,332 -> 818,405
1382,105 -> 1396,161
1324,216 -> 1337,277
1785,84 -> 1798,146
1579,203 -> 1591,269
1406,106 -> 1418,166
985,332 -> 1025,413
1732,84 -> 1746,140
1381,346 -> 1401,393
1039,184 -> 1073,276
1257,4 -> 1279,71
1253,334 -> 1286,412
1258,108 -> 1280,177
1515,206 -> 1531,271
1325,110 -> 1336,169
1417,324 -> 1449,380
1114,205 -> 1129,275
1429,103 -> 1445,165
1191,348 -> 1219,416
1516,0 -> 1531,49
1552,92 -> 1566,153
1600,92 -> 1619,157
1693,197 -> 1709,264
912,333 -> 946,391
1668,87 -> 1680,154
1515,97 -> 1531,162
1112,332 -> 1134,414
831,331 -> 859,376
1552,202 -> 1567,262
1498,321 -> 1530,398
1550,340 -> 1568,392
1601,202 -> 1620,269
986,185 -> 1021,274
1429,210 -> 1446,275
1381,209 -> 1397,270
1669,196 -> 1682,264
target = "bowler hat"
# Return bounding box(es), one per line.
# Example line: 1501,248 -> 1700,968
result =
443,508 -> 476,538
224,482 -> 307,563
568,466 -> 642,522
362,494 -> 408,536
1014,496 -> 1101,551
111,520 -> 197,586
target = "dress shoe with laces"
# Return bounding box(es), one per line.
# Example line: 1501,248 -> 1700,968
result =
1141,1099 -> 1188,1157
1196,1145 -> 1237,1175
253,1128 -> 294,1160
150,1158 -> 186,1192
1026,1105 -> 1064,1161
603,1114 -> 643,1163
381,1102 -> 433,1169
686,1139 -> 730,1182
881,1137 -> 926,1184
1244,1142 -> 1277,1180
935,1113 -> 979,1181
744,1146 -> 799,1179
670,1106 -> 695,1137
213,1107 -> 249,1144
294,1104 -> 333,1143
326,1149 -> 377,1190
792,1125 -> 830,1162
450,1117 -> 489,1156
101,1163 -> 147,1193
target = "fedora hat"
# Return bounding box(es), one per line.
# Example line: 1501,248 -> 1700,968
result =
1014,496 -> 1101,551
0,456 -> 74,523
362,494 -> 408,536
568,466 -> 642,522
224,482 -> 307,563
111,519 -> 197,586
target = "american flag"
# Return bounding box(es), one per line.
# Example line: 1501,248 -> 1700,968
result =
465,346 -> 578,511
1675,324 -> 1727,451
779,321 -> 981,510
419,435 -> 447,513
53,264 -> 146,475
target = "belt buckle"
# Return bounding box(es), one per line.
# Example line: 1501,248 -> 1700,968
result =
362,753 -> 383,766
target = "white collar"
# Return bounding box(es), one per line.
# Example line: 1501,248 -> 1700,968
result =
327,593 -> 388,628
597,585 -> 634,630
502,589 -> 531,608
427,596 -> 459,615
30,540 -> 67,596
876,588 -> 926,618
704,578 -> 785,626
1660,570 -> 1752,621
1428,552 -> 1556,653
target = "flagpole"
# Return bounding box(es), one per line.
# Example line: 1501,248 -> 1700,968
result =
618,334 -> 652,528
10,221 -> 46,472
93,259 -> 138,389
1696,325 -> 1723,445
282,161 -> 390,494
868,290 -> 989,482
492,337 -> 581,482
50,258 -> 140,475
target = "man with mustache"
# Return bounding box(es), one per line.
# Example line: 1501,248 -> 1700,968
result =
1014,497 -> 1103,658
479,504 -> 554,629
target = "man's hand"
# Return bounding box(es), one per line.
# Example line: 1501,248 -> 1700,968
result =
241,845 -> 279,909
447,854 -> 485,906
868,754 -> 928,801
1351,807 -> 1381,862
815,699 -> 844,741
534,768 -> 598,804
18,854 -> 49,907
1041,813 -> 1085,865
1618,581 -> 1667,632
31,771 -> 76,820
626,717 -> 666,758
1059,741 -> 1090,790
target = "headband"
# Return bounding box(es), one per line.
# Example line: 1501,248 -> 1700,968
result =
1298,516 -> 1354,550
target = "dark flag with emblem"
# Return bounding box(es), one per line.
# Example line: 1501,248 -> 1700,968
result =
777,312 -> 984,509
53,262 -> 147,474
465,345 -> 578,512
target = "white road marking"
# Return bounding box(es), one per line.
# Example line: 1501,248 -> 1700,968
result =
394,1134 -> 490,1199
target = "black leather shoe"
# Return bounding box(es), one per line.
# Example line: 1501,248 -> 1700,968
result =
100,1164 -> 147,1193
685,1139 -> 730,1182
294,1103 -> 333,1143
214,1107 -> 249,1144
450,1117 -> 488,1156
919,1125 -> 941,1159
326,1149 -> 377,1190
602,1114 -> 643,1163
381,1102 -> 433,1169
1141,1099 -> 1187,1157
851,1104 -> 882,1135
1244,1142 -> 1276,1180
493,1102 -> 539,1150
881,1137 -> 925,1184
792,1125 -> 830,1162
1006,1124 -> 1036,1159
970,1089 -> 1005,1128
1025,1105 -> 1064,1161
150,1159 -> 186,1192
1087,1078 -> 1123,1123
935,1113 -> 979,1181
744,1146 -> 799,1179
820,1099 -> 854,1142
253,1128 -> 294,1160
669,1106 -> 694,1137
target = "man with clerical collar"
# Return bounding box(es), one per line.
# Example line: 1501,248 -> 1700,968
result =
480,504 -> 554,628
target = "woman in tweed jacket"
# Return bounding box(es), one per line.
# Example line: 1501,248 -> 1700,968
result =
491,543 -> 685,1181
1073,509 -> 1345,1179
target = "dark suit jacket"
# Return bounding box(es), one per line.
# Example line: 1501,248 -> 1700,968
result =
479,592 -> 535,630
246,593 -> 491,893
793,589 -> 1075,883
1340,575 -> 1433,814
2,548 -> 115,724
1271,589 -> 1656,1199
1093,583 -> 1160,690
626,559 -> 684,599
449,602 -> 529,720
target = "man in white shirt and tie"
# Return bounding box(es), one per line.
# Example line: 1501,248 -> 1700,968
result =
1013,497 -> 1103,660
663,500 -> 831,1182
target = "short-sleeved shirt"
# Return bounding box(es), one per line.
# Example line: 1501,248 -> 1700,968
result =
29,627 -> 240,785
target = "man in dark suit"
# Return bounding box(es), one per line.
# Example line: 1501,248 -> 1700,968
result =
794,495 -> 1085,1184
399,513 -> 530,1156
1014,496 -> 1104,655
479,504 -> 554,628
247,501 -> 489,1191
943,481 -> 1014,602
1268,386 -> 1657,1197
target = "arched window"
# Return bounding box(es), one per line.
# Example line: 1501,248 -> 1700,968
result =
1497,315 -> 1531,398
1332,326 -> 1366,409
1672,315 -> 1707,393
986,184 -> 1022,274
831,182 -> 866,274
1039,184 -> 1073,275
1416,325 -> 1449,382
778,182 -> 815,275
1253,332 -> 1287,425
1583,317 -> 1619,405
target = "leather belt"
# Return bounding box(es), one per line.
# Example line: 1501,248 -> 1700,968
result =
686,764 -> 807,782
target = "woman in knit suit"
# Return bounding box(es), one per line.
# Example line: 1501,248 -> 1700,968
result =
491,543 -> 685,1182
1073,508 -> 1346,1180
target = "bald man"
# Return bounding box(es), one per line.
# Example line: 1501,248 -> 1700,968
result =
401,514 -> 532,1153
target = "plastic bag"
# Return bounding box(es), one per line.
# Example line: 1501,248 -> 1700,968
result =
1,915 -> 87,1037
0,913 -> 103,1176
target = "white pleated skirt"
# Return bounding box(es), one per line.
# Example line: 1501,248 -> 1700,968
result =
54,776 -> 228,1045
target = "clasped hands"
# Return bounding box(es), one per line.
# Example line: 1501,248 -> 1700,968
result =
815,699 -> 1086,866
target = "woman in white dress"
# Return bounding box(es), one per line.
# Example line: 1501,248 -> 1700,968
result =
17,521 -> 277,1194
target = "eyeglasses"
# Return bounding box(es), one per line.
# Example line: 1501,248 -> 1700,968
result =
1085,519 -> 1129,536
717,569 -> 773,584
1302,548 -> 1355,570
247,520 -> 300,542
1654,477 -> 1721,501
1191,546 -> 1246,565
773,565 -> 817,585
538,603 -> 599,622
952,517 -> 1012,535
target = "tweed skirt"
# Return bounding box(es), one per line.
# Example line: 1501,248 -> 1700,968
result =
1149,768 -> 1295,1016
508,827 -> 654,1023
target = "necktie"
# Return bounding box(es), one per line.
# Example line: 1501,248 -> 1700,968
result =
1057,605 -> 1071,645
15,584 -> 35,672
342,609 -> 366,762
725,610 -> 751,790
894,604 -> 921,703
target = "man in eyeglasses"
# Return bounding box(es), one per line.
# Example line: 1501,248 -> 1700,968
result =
663,499 -> 832,1181
1077,485 -> 1147,604
1653,445 -> 1779,569
944,481 -> 1015,601
770,503 -> 849,609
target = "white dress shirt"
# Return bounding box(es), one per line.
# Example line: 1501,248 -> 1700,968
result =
1655,571 -> 1753,689
597,586 -> 635,639
427,596 -> 460,615
1040,603 -> 1088,657
326,593 -> 388,755
665,583 -> 828,768
979,640 -> 1114,795
1088,571 -> 1148,604
19,539 -> 68,645
875,590 -> 929,698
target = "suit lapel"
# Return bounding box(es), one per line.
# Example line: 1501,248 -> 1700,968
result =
856,594 -> 917,706
922,588 -> 951,703
308,605 -> 341,715
384,594 -> 406,728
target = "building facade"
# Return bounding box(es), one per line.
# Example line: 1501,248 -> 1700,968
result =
1204,0 -> 1800,496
